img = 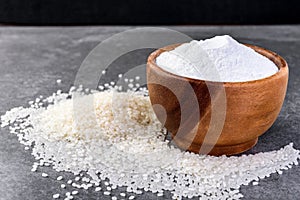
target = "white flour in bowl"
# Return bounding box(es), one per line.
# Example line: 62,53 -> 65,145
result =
156,35 -> 278,82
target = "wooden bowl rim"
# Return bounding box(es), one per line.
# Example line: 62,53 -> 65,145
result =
147,43 -> 288,87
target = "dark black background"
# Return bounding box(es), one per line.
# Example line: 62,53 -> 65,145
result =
0,0 -> 299,25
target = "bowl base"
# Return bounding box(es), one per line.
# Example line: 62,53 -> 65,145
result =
173,137 -> 258,156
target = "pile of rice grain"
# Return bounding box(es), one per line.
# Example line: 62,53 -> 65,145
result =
1,82 -> 299,200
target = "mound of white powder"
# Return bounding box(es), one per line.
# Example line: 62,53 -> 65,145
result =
156,35 -> 278,82
1,80 -> 299,200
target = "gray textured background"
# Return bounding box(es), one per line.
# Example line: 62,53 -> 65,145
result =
0,26 -> 299,200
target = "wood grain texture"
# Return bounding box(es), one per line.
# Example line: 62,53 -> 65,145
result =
147,43 -> 288,156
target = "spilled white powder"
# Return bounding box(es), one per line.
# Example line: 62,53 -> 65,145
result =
1,82 -> 299,200
156,35 -> 278,82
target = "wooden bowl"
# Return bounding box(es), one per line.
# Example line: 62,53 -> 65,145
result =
147,43 -> 288,156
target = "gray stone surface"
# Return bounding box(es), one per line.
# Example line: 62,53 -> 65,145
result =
0,26 -> 299,200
